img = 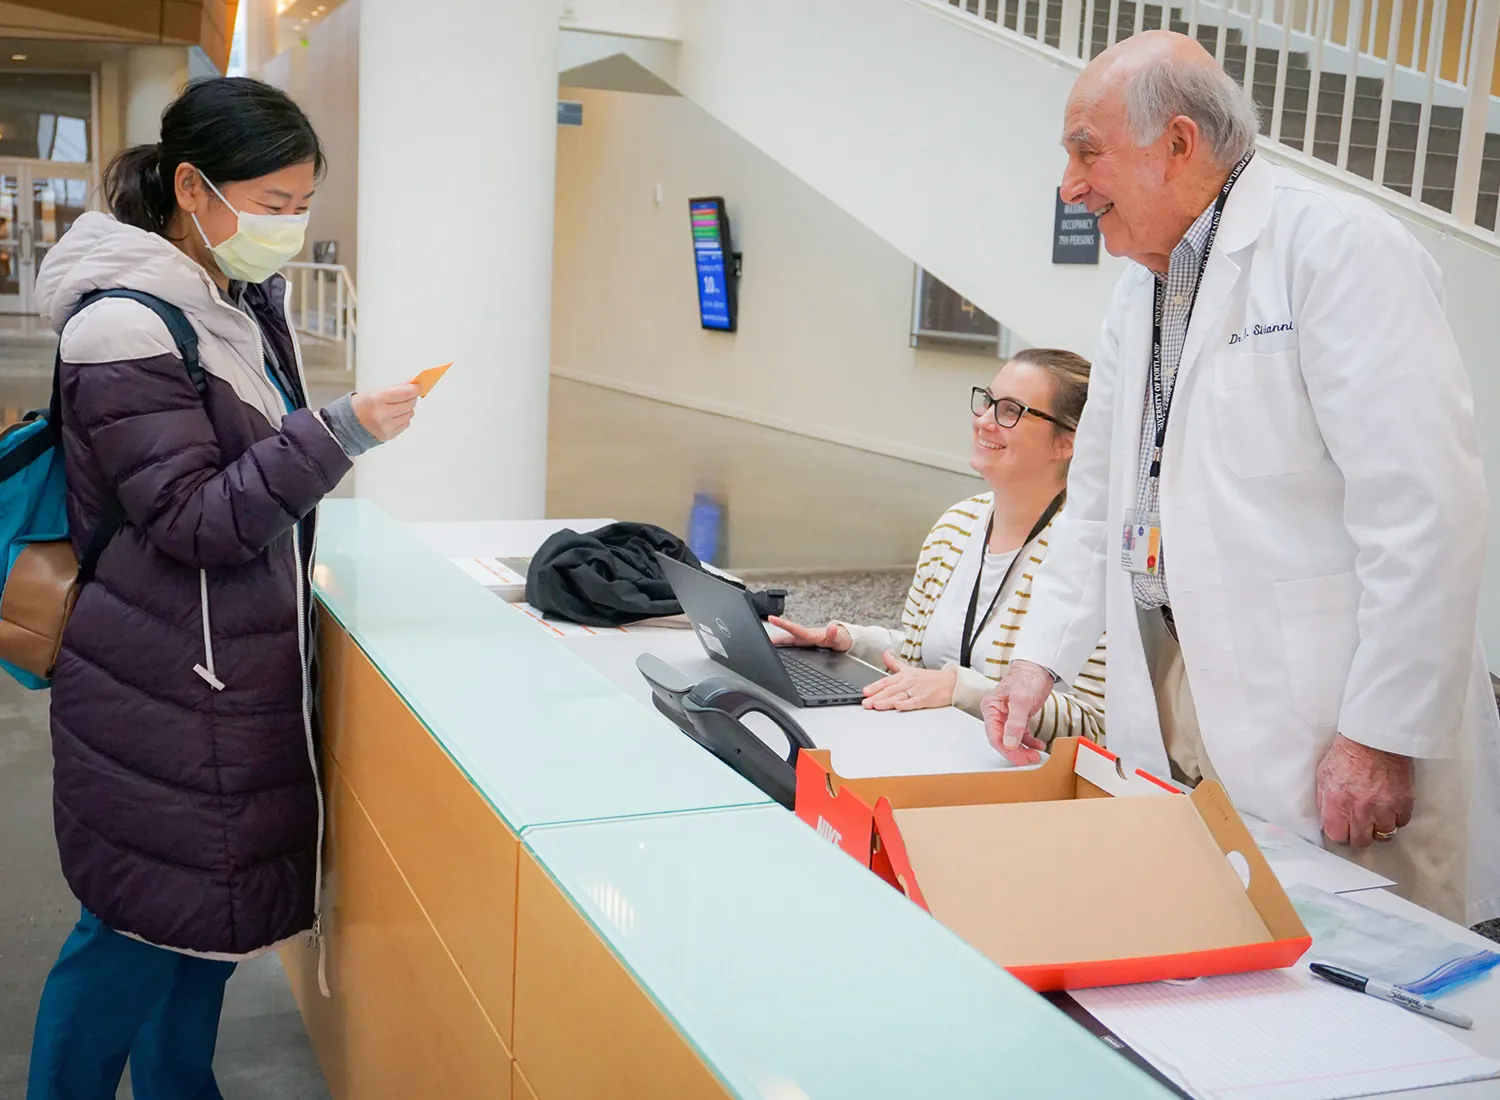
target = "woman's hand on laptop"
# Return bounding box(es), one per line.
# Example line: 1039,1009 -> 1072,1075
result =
768,616 -> 853,653
863,653 -> 957,711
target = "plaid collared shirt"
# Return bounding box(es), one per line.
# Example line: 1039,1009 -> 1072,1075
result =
1131,200 -> 1219,610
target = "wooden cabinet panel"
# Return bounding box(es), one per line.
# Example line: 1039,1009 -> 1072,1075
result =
284,764 -> 512,1100
512,1062 -> 541,1100
513,851 -> 732,1100
318,619 -> 521,1045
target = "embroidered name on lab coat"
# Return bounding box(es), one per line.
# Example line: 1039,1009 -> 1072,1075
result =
1228,322 -> 1295,345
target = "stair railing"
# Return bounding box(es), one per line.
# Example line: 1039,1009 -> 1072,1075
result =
283,261 -> 358,374
942,0 -> 1500,231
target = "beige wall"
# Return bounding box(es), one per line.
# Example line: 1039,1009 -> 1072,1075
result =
123,45 -> 190,147
258,0 -> 358,276
550,87 -> 1008,473
298,0 -> 357,276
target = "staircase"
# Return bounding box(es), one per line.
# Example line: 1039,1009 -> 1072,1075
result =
962,0 -> 1500,230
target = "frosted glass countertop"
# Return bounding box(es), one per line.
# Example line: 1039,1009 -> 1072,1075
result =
526,805 -> 1174,1100
312,500 -> 771,830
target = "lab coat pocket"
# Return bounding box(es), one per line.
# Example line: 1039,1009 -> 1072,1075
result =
1212,351 -> 1325,478
1273,571 -> 1361,731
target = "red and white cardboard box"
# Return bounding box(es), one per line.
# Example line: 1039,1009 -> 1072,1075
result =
794,737 -> 1311,992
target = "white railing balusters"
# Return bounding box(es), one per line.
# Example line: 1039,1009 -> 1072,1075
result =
1411,0 -> 1449,201
932,0 -> 1500,235
1454,0 -> 1500,223
1062,0 -> 1084,55
1304,0 -> 1332,156
1271,0 -> 1296,141
1459,0 -> 1477,80
283,261 -> 358,373
1245,0 -> 1264,93
1374,0 -> 1407,184
1337,0 -> 1366,170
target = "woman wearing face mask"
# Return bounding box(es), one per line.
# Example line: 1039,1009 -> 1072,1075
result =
25,78 -> 417,1100
771,349 -> 1105,746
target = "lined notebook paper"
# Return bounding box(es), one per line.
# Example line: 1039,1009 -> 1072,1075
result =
1069,970 -> 1500,1100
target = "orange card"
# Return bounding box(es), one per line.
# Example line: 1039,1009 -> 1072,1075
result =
410,362 -> 452,397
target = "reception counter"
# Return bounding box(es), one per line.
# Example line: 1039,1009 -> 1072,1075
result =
281,499 -> 1174,1099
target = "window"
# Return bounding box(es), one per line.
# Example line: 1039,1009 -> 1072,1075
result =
0,73 -> 92,163
910,266 -> 1030,358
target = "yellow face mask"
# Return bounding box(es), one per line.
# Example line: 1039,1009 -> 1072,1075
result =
190,170 -> 309,284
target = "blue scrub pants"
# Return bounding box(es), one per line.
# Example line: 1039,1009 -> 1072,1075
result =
27,909 -> 235,1100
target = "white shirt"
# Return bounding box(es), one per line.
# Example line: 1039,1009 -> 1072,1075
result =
921,530 -> 1020,671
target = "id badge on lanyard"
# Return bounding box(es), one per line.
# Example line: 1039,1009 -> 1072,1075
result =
1121,511 -> 1161,575
1119,152 -> 1253,580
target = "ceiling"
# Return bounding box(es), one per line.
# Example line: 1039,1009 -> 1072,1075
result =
275,0 -> 348,37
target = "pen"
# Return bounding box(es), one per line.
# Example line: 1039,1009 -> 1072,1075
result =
1309,963 -> 1474,1029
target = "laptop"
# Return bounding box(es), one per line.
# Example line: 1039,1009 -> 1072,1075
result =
656,553 -> 887,707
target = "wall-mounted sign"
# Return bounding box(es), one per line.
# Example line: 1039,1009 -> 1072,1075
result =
689,197 -> 737,332
557,100 -> 583,126
1052,191 -> 1100,264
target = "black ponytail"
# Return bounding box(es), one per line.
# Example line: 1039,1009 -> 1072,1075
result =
103,77 -> 325,236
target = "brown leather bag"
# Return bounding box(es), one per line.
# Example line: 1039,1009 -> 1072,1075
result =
0,540 -> 80,679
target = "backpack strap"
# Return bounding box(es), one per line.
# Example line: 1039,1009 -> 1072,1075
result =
53,288 -> 209,585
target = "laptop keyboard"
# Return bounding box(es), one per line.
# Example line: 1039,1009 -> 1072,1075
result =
778,652 -> 861,701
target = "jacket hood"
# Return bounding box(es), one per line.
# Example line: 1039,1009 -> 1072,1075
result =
36,212 -> 241,338
35,212 -> 293,427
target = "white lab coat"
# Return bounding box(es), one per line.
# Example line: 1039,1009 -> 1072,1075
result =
1014,156 -> 1500,926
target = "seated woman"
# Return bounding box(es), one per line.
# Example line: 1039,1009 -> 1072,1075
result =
771,348 -> 1104,746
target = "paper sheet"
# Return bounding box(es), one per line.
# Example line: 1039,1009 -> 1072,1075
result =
452,556 -> 526,590
1070,970 -> 1500,1100
1243,815 -> 1396,895
504,602 -> 636,638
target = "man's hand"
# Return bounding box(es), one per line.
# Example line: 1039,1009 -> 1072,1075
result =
1315,734 -> 1415,848
981,661 -> 1055,765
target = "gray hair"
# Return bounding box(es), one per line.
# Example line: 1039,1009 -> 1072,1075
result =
1123,56 -> 1261,164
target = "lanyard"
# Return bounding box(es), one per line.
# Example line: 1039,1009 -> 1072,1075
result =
959,491 -> 1066,668
1147,152 -> 1254,481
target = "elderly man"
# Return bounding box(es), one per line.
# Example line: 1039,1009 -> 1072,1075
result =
983,30 -> 1500,925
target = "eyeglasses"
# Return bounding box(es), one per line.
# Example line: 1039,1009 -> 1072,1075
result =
971,387 -> 1070,430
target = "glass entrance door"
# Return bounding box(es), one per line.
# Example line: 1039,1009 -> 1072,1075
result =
0,160 -> 92,315
0,171 -> 21,312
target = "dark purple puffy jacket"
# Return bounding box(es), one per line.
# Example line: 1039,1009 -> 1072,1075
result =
34,213 -> 352,956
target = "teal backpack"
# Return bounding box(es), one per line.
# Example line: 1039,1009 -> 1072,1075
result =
0,288 -> 205,688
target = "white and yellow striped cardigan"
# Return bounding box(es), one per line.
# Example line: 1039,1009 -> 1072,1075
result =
844,492 -> 1106,746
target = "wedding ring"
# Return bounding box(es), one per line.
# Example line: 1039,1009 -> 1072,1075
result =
1374,828 -> 1398,841
904,689 -> 914,700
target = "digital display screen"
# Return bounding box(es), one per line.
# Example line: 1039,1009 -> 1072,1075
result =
690,198 -> 735,332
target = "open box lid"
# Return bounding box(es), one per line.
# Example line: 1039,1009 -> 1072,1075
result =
794,739 -> 1311,991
